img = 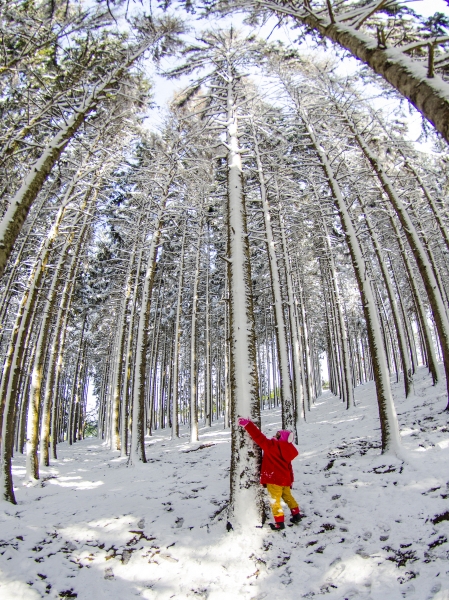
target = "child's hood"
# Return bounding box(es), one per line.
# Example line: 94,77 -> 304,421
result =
278,440 -> 299,461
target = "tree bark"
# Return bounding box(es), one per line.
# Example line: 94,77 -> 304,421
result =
278,205 -> 305,425
120,246 -> 144,456
0,39 -> 158,278
190,217 -> 203,443
250,0 -> 449,143
172,223 -> 186,438
351,125 -> 449,403
226,71 -> 263,530
253,131 -> 295,431
300,109 -> 402,455
129,196 -> 168,465
359,195 -> 413,397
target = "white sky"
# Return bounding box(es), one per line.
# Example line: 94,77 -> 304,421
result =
414,0 -> 449,16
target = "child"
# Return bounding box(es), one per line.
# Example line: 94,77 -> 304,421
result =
238,417 -> 303,531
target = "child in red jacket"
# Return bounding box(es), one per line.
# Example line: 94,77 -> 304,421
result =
238,418 -> 302,531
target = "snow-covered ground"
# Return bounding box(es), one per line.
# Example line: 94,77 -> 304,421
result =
1,366 -> 449,599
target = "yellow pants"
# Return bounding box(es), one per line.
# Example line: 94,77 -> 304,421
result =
266,484 -> 298,519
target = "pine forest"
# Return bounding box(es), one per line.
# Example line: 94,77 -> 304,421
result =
1,1 -> 449,598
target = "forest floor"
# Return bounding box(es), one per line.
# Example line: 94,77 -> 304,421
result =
1,366 -> 449,599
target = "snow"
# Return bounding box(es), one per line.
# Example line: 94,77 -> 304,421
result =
1,366 -> 449,599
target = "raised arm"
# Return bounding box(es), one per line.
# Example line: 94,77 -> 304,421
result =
238,419 -> 270,451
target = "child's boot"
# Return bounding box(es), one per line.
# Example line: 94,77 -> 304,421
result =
269,516 -> 285,531
290,507 -> 304,523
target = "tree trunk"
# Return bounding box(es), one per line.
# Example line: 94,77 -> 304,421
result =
0,254 -> 51,501
129,197 -> 168,465
0,40 -> 158,278
120,246 -> 144,456
226,71 -> 263,530
205,225 -> 212,428
278,205 -> 305,425
0,190 -> 48,328
0,169 -> 92,438
254,0 -> 449,143
111,234 -> 139,451
172,223 -> 186,438
351,125 -> 449,404
359,195 -> 413,397
33,186 -> 96,472
68,316 -> 87,446
253,131 -> 295,431
224,276 -> 230,430
190,218 -> 202,443
300,109 -> 402,456
25,243 -> 69,480
403,158 -> 449,257
320,212 -> 354,408
385,202 -> 440,385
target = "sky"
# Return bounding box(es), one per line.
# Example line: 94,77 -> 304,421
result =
414,0 -> 449,16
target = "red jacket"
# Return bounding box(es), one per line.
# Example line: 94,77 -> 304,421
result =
245,422 -> 298,487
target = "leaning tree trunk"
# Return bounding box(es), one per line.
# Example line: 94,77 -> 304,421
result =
389,255 -> 419,374
402,158 -> 449,256
39,187 -> 98,464
350,122 -> 449,405
25,242 -> 70,481
0,167 -> 92,438
13,298 -> 41,456
47,275 -> 75,463
408,200 -> 449,312
385,202 -> 440,385
0,39 -> 158,278
29,186 -> 97,476
358,194 -> 413,398
0,190 -> 48,328
300,109 -> 402,456
0,246 -> 54,502
44,207 -> 93,464
248,0 -> 449,144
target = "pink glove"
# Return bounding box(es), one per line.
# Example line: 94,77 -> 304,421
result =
238,418 -> 250,427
